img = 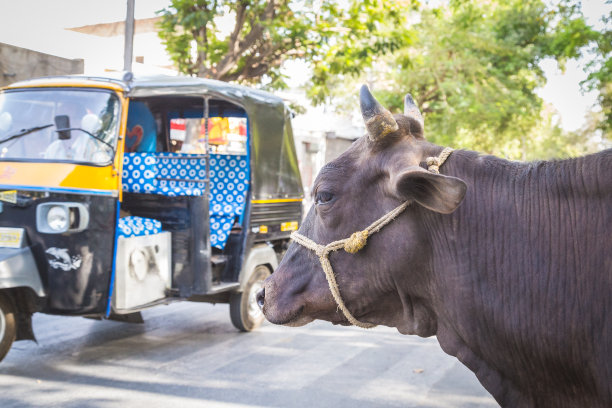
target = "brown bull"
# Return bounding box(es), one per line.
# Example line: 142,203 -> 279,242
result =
258,85 -> 612,407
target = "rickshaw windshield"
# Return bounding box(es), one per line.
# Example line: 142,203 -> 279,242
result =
0,88 -> 121,165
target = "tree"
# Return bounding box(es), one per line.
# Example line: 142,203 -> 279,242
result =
319,0 -> 608,159
158,0 -> 610,159
157,0 -> 413,90
581,6 -> 612,136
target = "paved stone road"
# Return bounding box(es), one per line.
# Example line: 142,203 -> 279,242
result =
0,302 -> 497,407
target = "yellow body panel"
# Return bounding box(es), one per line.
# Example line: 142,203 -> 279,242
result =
0,162 -> 119,193
251,198 -> 302,204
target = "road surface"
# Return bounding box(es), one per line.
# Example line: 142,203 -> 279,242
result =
0,302 -> 497,407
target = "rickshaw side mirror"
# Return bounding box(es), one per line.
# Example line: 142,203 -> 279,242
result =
54,115 -> 71,139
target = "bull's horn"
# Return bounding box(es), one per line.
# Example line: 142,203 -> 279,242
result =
404,93 -> 424,128
360,85 -> 398,142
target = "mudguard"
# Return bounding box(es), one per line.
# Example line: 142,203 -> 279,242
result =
0,247 -> 45,297
239,243 -> 278,289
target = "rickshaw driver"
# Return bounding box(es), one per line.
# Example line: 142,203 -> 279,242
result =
43,101 -> 110,163
125,101 -> 156,153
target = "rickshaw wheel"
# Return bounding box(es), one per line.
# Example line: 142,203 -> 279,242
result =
0,293 -> 17,362
230,265 -> 270,332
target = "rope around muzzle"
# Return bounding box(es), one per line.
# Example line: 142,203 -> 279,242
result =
290,147 -> 454,329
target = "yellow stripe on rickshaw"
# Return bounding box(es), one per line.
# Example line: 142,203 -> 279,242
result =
251,198 -> 303,204
0,162 -> 118,193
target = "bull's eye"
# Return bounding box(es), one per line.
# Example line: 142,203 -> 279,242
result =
315,191 -> 334,205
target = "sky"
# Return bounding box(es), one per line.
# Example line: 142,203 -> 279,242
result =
0,0 -> 610,131
0,0 -> 171,63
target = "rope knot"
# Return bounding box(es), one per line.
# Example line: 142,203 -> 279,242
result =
426,147 -> 454,174
344,230 -> 368,254
426,156 -> 441,174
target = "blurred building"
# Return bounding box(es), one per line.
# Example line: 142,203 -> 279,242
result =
281,89 -> 365,207
1,13 -> 174,77
0,42 -> 83,87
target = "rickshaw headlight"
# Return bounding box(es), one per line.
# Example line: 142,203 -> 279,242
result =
36,202 -> 89,233
47,206 -> 69,231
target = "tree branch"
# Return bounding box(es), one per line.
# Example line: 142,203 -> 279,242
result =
193,2 -> 210,77
212,1 -> 248,77
213,0 -> 276,78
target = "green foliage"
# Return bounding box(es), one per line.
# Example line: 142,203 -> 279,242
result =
453,106 -> 605,161
306,0 -> 415,104
326,0 -> 609,159
158,0 -> 611,159
395,0 -> 554,151
581,4 -> 612,136
157,0 -> 414,90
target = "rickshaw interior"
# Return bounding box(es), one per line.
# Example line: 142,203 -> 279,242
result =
116,95 -> 251,310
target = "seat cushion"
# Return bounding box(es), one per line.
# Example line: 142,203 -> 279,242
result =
118,216 -> 162,238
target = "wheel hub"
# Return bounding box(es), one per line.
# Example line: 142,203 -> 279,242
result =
247,280 -> 264,321
0,307 -> 5,342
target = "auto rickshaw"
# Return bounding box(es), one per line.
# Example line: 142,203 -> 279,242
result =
0,73 -> 303,362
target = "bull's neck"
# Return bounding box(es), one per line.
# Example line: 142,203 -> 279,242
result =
426,149 -> 523,273
422,148 -> 612,272
417,147 -> 612,407
417,147 -> 612,339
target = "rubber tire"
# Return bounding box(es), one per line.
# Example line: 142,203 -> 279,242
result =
0,294 -> 16,363
229,265 -> 270,332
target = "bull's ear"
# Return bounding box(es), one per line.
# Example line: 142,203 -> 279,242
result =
393,166 -> 467,214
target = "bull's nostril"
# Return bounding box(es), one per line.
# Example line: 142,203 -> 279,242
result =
256,288 -> 265,309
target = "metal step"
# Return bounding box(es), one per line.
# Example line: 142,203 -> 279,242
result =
165,288 -> 181,297
208,281 -> 240,294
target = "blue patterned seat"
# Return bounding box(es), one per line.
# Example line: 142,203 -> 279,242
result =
155,153 -> 207,196
209,216 -> 234,249
121,153 -> 158,193
122,152 -> 249,249
207,154 -> 249,248
118,216 -> 162,238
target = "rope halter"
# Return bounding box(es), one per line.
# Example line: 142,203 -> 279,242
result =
290,147 -> 454,329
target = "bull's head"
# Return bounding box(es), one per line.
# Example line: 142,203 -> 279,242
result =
258,85 -> 467,336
